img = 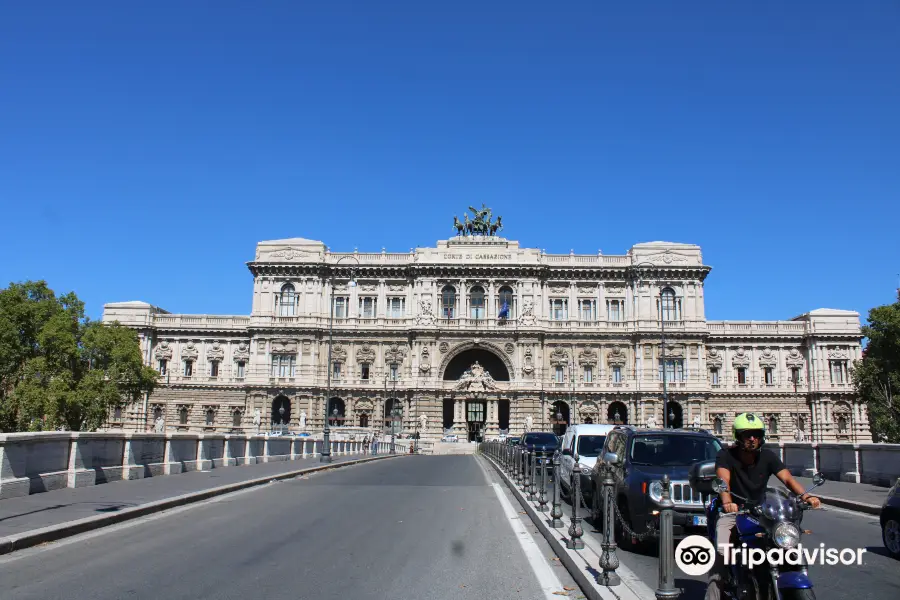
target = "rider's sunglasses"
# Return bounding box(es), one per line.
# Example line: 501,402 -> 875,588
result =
739,431 -> 764,440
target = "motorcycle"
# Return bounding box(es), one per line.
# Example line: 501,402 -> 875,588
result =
690,462 -> 825,600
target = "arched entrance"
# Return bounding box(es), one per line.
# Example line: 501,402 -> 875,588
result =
666,401 -> 683,429
549,401 -> 570,436
271,395 -> 291,428
327,397 -> 345,427
442,348 -> 510,381
607,401 -> 628,425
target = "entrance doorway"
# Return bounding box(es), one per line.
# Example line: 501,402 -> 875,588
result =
467,400 -> 486,442
549,401 -> 570,436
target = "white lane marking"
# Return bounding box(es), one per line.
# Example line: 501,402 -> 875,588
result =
490,481 -> 568,600
819,505 -> 881,520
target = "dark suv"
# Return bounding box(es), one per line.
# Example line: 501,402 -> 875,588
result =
588,426 -> 723,548
519,432 -> 560,466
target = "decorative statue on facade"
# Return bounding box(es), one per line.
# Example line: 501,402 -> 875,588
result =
519,299 -> 536,326
453,204 -> 503,236
419,413 -> 428,431
154,416 -> 165,433
525,415 -> 534,432
647,415 -> 658,429
253,409 -> 262,430
415,297 -> 436,326
300,411 -> 307,429
454,361 -> 499,392
692,415 -> 702,429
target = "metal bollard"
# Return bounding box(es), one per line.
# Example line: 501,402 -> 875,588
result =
598,462 -> 621,586
529,449 -> 539,500
516,447 -> 523,485
566,461 -> 585,549
538,451 -> 549,512
523,449 -> 532,491
655,474 -> 680,599
549,451 -> 564,528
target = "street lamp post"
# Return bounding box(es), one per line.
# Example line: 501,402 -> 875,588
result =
569,361 -> 577,428
321,255 -> 359,463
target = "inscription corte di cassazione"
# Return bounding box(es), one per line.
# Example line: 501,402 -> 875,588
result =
442,253 -> 511,261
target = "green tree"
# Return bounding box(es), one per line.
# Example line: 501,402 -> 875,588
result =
0,280 -> 157,432
851,294 -> 900,443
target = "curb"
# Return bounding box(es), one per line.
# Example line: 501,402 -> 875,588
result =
0,454 -> 403,556
482,455 -> 655,600
818,494 -> 882,516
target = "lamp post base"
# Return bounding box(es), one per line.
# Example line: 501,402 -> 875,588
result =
320,453 -> 333,463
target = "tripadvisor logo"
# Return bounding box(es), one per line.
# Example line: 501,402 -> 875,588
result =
675,535 -> 867,576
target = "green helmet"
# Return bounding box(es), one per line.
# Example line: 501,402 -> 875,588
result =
733,412 -> 765,441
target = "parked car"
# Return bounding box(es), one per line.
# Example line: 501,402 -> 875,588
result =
519,431 -> 560,466
881,477 -> 900,560
588,425 -> 723,548
441,434 -> 459,443
559,424 -> 616,505
505,436 -> 521,446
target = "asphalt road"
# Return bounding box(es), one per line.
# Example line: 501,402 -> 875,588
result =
0,456 -> 580,600
558,484 -> 900,600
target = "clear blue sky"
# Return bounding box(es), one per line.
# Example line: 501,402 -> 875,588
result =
1,1 -> 898,323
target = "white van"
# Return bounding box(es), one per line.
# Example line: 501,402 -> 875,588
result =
559,424 -> 616,502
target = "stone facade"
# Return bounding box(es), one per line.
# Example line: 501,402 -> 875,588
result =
101,234 -> 869,443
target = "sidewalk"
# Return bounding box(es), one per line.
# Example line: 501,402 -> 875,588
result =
770,475 -> 892,515
0,452 -> 384,541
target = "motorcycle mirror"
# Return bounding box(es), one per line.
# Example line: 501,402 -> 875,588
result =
712,477 -> 728,493
812,473 -> 826,487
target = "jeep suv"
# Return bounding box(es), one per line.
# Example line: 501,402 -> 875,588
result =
587,426 -> 723,548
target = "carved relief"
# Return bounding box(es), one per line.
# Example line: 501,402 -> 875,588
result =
786,348 -> 805,369
519,299 -> 536,326
271,339 -> 298,354
454,362 -> 498,392
332,343 -> 349,363
548,284 -> 568,295
663,344 -> 685,358
233,342 -> 250,361
607,345 -> 627,367
419,346 -> 432,374
706,347 -> 724,368
360,284 -> 377,292
731,347 -> 751,368
578,347 -> 598,366
758,347 -> 777,368
355,399 -> 374,412
388,284 -> 407,292
439,341 -> 450,354
828,348 -> 848,360
522,349 -> 535,374
645,251 -> 689,265
550,346 -> 570,367
415,297 -> 436,326
356,343 -> 376,364
384,342 -> 407,364
181,342 -> 199,361
206,341 -> 225,362
154,341 -> 173,361
504,343 -> 515,355
606,285 -> 625,295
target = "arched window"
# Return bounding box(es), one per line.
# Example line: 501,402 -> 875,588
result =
497,286 -> 514,319
838,416 -> 848,434
279,283 -> 296,317
469,286 -> 485,319
179,406 -> 188,425
798,416 -> 806,431
232,410 -> 242,428
659,287 -> 680,321
113,406 -> 122,420
153,407 -> 163,422
441,286 -> 457,319
713,416 -> 723,435
359,414 -> 369,428
206,409 -> 215,426
768,416 -> 778,434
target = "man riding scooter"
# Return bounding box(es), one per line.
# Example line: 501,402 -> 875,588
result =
706,413 -> 822,600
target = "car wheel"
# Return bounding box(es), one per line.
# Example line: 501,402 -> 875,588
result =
883,515 -> 900,559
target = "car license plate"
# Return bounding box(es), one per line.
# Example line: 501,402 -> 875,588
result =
693,516 -> 707,527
